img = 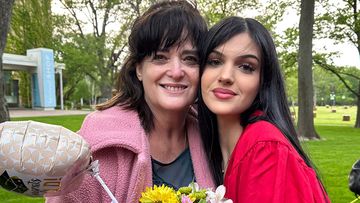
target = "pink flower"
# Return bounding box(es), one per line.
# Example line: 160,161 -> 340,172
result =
181,195 -> 194,203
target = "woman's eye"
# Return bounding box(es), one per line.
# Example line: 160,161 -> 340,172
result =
183,55 -> 199,65
239,63 -> 256,73
152,54 -> 168,62
206,58 -> 222,66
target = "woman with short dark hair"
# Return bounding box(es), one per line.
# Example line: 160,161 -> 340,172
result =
46,1 -> 214,202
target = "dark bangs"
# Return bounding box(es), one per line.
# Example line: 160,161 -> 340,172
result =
131,1 -> 207,61
98,1 -> 207,133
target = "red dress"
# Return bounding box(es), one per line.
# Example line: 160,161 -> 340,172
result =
224,120 -> 330,203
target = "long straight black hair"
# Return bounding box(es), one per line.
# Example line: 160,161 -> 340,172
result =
198,17 -> 324,191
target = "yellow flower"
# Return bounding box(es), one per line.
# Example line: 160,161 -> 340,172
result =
139,185 -> 179,203
186,193 -> 197,202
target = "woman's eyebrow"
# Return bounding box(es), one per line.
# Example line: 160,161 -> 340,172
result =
209,50 -> 224,57
211,49 -> 260,62
239,54 -> 260,62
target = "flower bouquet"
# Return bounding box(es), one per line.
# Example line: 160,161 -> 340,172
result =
139,182 -> 233,203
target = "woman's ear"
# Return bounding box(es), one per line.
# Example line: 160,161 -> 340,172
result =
136,64 -> 142,81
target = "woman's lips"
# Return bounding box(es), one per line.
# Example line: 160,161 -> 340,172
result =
160,83 -> 188,93
212,88 -> 236,99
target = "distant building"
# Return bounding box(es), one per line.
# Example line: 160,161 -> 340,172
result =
3,48 -> 64,110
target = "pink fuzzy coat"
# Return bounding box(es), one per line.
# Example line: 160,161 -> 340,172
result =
46,106 -> 215,203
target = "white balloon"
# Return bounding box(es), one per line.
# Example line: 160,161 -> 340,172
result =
0,121 -> 91,197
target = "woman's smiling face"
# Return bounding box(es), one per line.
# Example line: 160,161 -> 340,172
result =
136,40 -> 200,113
201,32 -> 261,116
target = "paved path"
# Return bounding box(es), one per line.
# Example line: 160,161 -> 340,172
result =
9,109 -> 93,118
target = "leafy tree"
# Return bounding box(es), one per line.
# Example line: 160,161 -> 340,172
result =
313,63 -> 356,106
315,56 -> 360,128
285,74 -> 298,107
0,0 -> 15,122
5,0 -> 53,108
57,34 -> 98,102
196,0 -> 256,26
53,0 -> 155,100
297,0 -> 320,139
196,0 -> 293,30
315,0 -> 359,55
69,79 -> 92,103
314,0 -> 360,128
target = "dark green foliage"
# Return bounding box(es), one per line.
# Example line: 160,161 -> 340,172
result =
5,0 -> 53,108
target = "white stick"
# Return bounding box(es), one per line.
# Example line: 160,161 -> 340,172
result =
87,160 -> 119,203
93,173 -> 119,203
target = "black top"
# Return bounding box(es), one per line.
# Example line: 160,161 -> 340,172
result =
151,147 -> 195,190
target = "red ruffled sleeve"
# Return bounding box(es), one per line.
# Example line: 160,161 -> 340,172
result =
224,121 -> 330,203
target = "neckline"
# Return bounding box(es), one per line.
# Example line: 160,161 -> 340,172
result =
221,121 -> 248,177
150,126 -> 188,164
152,147 -> 190,166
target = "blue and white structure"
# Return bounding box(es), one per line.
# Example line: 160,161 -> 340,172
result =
3,48 -> 65,110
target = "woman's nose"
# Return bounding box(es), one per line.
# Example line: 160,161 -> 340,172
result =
218,65 -> 234,85
167,58 -> 185,80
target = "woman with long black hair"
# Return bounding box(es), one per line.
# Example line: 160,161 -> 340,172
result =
198,16 -> 330,203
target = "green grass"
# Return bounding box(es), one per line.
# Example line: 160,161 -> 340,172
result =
11,115 -> 87,132
307,125 -> 360,203
0,107 -> 359,202
314,106 -> 358,127
305,106 -> 360,203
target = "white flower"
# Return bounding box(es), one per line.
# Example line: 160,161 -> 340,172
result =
206,185 -> 233,203
188,182 -> 200,192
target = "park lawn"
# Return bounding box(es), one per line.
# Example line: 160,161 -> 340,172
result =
306,106 -> 359,203
10,115 -> 87,132
0,106 -> 359,202
314,105 -> 357,126
307,125 -> 360,203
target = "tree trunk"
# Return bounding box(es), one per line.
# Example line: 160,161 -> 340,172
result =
297,0 -> 320,139
0,55 -> 9,122
0,0 -> 15,122
99,83 -> 112,101
355,80 -> 360,128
